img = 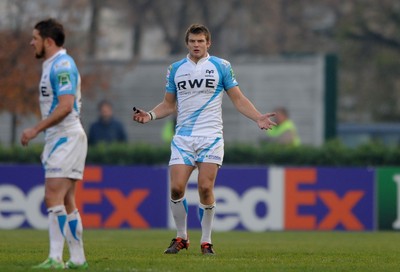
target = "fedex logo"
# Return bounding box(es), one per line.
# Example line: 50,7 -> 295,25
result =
0,165 -> 168,229
284,168 -> 374,231
77,167 -> 149,228
172,168 -> 284,232
0,165 -> 374,231
77,166 -> 168,229
174,167 -> 374,232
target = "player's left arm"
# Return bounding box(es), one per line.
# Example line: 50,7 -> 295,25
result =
227,86 -> 276,130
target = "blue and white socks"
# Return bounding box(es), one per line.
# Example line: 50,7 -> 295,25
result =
199,202 -> 216,244
47,205 -> 67,262
66,210 -> 86,264
170,197 -> 188,240
47,206 -> 86,264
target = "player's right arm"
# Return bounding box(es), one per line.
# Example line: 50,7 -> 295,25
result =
21,94 -> 74,146
133,63 -> 177,124
132,92 -> 176,124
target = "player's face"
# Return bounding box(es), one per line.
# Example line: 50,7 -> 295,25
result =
30,29 -> 45,59
186,33 -> 210,63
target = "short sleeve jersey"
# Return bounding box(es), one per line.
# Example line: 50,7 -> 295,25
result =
39,49 -> 84,139
166,54 -> 238,137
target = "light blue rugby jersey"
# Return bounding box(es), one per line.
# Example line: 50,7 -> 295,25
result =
39,49 -> 84,139
166,54 -> 238,137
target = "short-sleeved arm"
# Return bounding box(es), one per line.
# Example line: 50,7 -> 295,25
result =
165,64 -> 177,93
50,57 -> 78,96
221,59 -> 239,91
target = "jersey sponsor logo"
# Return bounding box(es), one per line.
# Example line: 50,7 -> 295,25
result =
54,60 -> 71,70
46,167 -> 62,173
177,73 -> 190,78
221,59 -> 230,67
205,70 -> 214,78
177,78 -> 216,90
41,86 -> 50,97
206,154 -> 221,160
165,65 -> 172,87
72,169 -> 83,174
58,72 -> 72,92
230,68 -> 236,80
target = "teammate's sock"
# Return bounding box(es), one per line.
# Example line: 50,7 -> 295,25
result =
66,210 -> 87,264
199,202 -> 216,244
47,205 -> 67,262
170,197 -> 188,240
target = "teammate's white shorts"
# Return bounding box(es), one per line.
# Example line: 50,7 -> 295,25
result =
42,130 -> 87,179
169,135 -> 224,166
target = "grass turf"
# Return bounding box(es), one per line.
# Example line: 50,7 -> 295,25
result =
0,229 -> 400,271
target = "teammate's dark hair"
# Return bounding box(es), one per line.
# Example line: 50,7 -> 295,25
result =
34,18 -> 65,47
185,24 -> 211,44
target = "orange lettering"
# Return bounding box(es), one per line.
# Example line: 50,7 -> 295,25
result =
76,166 -> 102,228
103,189 -> 150,228
318,191 -> 364,230
285,168 -> 317,230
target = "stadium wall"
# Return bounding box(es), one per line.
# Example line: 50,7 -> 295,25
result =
1,164 -> 398,231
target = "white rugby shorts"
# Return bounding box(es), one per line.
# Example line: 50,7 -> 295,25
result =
42,130 -> 87,179
169,135 -> 224,166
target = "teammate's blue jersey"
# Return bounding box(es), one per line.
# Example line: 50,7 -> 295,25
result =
166,54 -> 238,137
39,49 -> 84,139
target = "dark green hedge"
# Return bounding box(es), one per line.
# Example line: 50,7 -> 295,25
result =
1,140 -> 400,166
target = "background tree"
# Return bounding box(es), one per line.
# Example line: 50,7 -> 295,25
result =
0,0 -> 40,145
0,0 -> 109,145
337,0 -> 400,122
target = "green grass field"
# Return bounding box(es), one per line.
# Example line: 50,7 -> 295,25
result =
1,229 -> 400,271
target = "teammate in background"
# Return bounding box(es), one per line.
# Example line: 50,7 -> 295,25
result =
133,24 -> 276,255
88,99 -> 127,145
264,107 -> 301,146
20,18 -> 88,269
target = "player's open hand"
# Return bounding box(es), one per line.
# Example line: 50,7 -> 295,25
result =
257,112 -> 276,130
132,107 -> 151,124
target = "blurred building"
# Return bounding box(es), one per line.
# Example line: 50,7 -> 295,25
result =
337,123 -> 400,148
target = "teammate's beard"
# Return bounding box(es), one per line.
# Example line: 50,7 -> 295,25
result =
35,46 -> 45,59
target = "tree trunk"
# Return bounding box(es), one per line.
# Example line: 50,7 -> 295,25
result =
10,113 -> 17,146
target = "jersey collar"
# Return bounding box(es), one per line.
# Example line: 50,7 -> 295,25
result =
186,53 -> 210,65
43,49 -> 66,67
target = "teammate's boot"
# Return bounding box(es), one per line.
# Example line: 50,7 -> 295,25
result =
65,260 -> 89,269
201,242 -> 215,255
164,237 -> 190,254
32,258 -> 65,269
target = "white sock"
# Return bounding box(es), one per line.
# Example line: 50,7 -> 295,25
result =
170,197 -> 188,240
199,202 -> 216,244
66,210 -> 86,264
47,205 -> 67,262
